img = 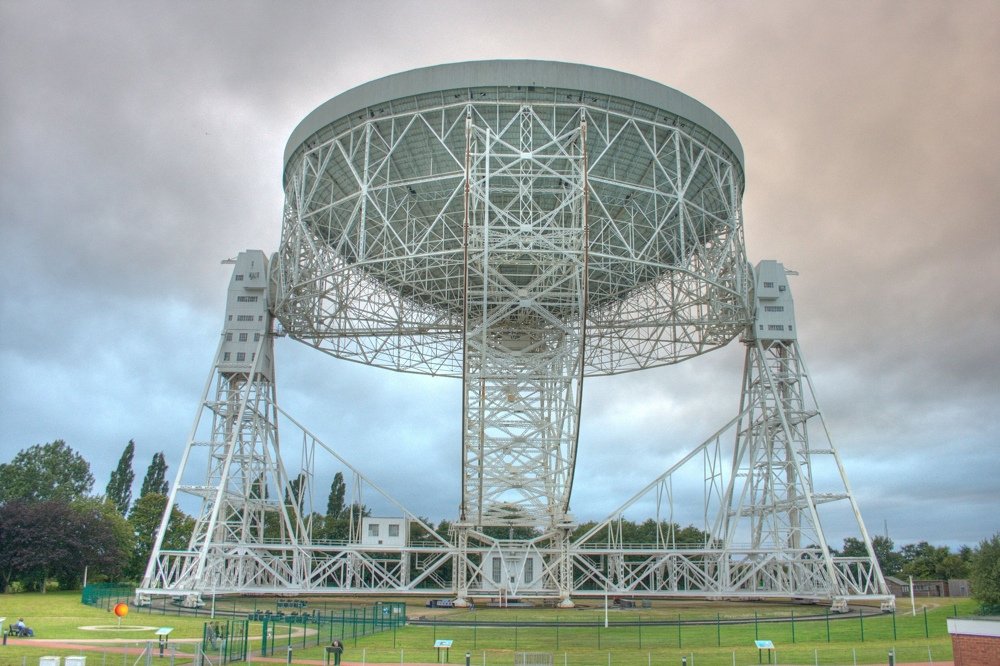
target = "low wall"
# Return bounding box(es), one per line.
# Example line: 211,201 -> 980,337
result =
947,617 -> 1000,666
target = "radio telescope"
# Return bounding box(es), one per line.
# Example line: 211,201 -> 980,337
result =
140,61 -> 892,611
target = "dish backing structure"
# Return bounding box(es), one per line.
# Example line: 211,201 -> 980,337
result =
139,61 -> 892,612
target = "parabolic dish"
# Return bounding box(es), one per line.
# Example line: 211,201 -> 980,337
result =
272,60 -> 750,376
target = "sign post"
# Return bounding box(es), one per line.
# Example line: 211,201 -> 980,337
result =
434,639 -> 453,663
155,628 -> 174,657
754,639 -> 775,664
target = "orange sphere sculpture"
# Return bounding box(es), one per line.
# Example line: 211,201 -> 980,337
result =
113,602 -> 129,618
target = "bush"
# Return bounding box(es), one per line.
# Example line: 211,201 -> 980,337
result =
970,533 -> 1000,607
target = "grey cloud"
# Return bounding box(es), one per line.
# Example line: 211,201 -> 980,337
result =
2,0 -> 997,548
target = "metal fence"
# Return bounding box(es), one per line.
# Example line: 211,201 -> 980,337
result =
16,641 -> 207,665
332,644 -> 950,666
256,602 -> 407,659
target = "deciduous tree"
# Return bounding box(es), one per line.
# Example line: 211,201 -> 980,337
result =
105,440 -> 135,515
66,497 -> 133,588
899,541 -> 965,579
284,473 -> 307,513
840,535 -> 903,576
139,452 -> 169,497
327,472 -> 346,520
126,493 -> 194,581
0,498 -> 130,592
0,440 -> 94,503
970,533 -> 1000,606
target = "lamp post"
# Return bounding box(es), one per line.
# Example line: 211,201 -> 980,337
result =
211,574 -> 218,619
604,560 -> 609,629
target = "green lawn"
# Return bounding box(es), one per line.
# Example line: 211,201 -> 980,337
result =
294,598 -> 968,665
1,591 -> 210,664
0,592 -> 973,665
1,591 -> 208,639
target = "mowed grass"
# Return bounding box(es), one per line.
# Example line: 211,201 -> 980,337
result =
310,599 -> 960,664
1,591 -> 208,638
261,596 -> 973,665
1,591 -> 210,664
0,592 -> 973,665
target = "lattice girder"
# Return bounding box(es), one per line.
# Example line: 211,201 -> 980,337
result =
272,68 -> 750,376
142,65 -> 892,613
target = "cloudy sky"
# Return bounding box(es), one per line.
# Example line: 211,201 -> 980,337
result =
2,0 -> 998,552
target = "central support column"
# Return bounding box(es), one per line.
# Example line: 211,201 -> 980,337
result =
457,106 -> 588,601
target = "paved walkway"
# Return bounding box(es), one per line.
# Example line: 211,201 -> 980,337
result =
6,637 -> 439,665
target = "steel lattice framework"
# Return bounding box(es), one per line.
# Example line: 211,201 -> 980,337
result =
271,63 -> 747,377
140,62 -> 892,611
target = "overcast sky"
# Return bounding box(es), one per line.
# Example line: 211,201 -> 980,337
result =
2,0 -> 998,552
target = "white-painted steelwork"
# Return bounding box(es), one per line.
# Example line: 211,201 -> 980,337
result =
139,61 -> 891,611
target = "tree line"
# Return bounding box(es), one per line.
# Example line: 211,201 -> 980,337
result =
0,440 -> 192,593
836,534 -> 979,581
1,439 -> 998,607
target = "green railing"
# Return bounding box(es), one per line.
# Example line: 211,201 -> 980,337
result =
81,582 -> 134,610
202,617 -> 249,663
258,602 -> 407,658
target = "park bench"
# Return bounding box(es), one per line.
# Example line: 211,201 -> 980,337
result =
7,624 -> 34,637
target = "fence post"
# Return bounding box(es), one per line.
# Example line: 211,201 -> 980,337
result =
923,606 -> 929,638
